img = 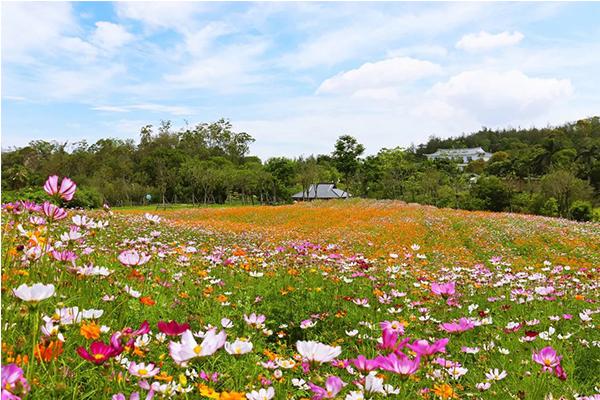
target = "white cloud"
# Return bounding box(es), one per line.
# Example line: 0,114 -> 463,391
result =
92,103 -> 194,116
456,31 -> 524,52
115,2 -> 207,32
91,22 -> 135,51
1,2 -> 77,62
317,57 -> 442,96
432,69 -> 573,124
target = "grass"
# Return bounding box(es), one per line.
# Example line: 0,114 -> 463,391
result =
2,199 -> 599,399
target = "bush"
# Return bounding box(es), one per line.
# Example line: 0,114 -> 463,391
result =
593,208 -> 600,222
569,200 -> 593,222
0,186 -> 102,209
540,197 -> 559,217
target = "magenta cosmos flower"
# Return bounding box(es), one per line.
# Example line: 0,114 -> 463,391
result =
532,346 -> 562,371
308,376 -> 345,399
351,354 -> 380,372
77,341 -> 122,364
44,175 -> 77,201
430,282 -> 456,296
118,250 -> 151,267
375,352 -> 421,376
440,317 -> 476,333
42,201 -> 67,221
1,364 -> 30,400
406,338 -> 449,357
157,320 -> 190,336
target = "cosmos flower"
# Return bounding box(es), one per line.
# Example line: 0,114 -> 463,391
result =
51,249 -> 77,263
485,369 -> 507,381
118,250 -> 151,267
43,202 -> 67,221
375,352 -> 420,376
144,213 -> 161,224
169,329 -> 226,365
430,282 -> 456,296
532,346 -> 562,372
157,320 -> 190,336
308,376 -> 345,399
243,313 -> 266,328
296,341 -> 342,364
351,355 -> 380,372
44,175 -> 77,201
225,338 -> 253,355
439,318 -> 476,333
128,361 -> 160,378
1,364 -> 30,400
406,338 -> 449,357
13,283 -> 55,302
245,387 -> 274,400
77,341 -> 122,364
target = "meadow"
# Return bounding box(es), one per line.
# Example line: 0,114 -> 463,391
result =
2,177 -> 599,400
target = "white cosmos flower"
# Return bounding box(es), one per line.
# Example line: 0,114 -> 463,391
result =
296,340 -> 341,363
169,329 -> 226,365
246,387 -> 274,400
225,338 -> 253,355
221,318 -> 234,329
128,361 -> 160,378
145,213 -> 161,223
365,372 -> 385,394
13,283 -> 55,302
485,369 -> 507,381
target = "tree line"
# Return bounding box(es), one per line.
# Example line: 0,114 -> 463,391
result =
2,117 -> 599,221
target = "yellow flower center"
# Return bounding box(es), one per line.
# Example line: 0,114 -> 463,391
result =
194,345 -> 202,355
138,368 -> 148,376
93,353 -> 104,360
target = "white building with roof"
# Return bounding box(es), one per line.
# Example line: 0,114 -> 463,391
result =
291,183 -> 350,201
425,147 -> 492,169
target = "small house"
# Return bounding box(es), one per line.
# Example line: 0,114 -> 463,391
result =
291,183 -> 350,201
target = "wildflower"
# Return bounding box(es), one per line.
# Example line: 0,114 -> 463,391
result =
13,283 -> 55,302
351,355 -> 379,372
296,341 -> 342,364
406,338 -> 449,357
42,201 -> 68,220
476,382 -> 491,391
364,371 -> 385,394
44,175 -> 77,201
532,346 -> 562,371
225,338 -> 253,355
440,317 -> 476,333
308,376 -> 345,399
157,320 -> 190,336
145,213 -> 161,223
80,321 -> 101,340
244,313 -> 266,328
375,352 -> 420,376
52,249 -> 77,263
485,369 -> 507,381
169,329 -> 226,365
1,364 -> 30,400
432,383 -> 459,399
430,282 -> 456,296
77,341 -> 122,364
245,387 -> 275,400
118,250 -> 151,267
128,361 -> 160,378
221,318 -> 234,328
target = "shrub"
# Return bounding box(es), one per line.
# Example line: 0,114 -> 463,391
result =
569,200 -> 593,222
68,187 -> 103,209
540,197 -> 559,217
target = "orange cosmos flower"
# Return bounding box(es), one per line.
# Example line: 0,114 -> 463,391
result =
35,340 -> 64,362
433,383 -> 459,399
80,321 -> 101,340
220,391 -> 245,400
140,296 -> 155,306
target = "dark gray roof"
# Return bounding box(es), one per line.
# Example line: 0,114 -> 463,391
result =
292,183 -> 350,199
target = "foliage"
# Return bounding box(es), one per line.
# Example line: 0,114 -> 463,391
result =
569,200 -> 593,222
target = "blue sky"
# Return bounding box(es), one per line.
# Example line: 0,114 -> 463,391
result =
2,2 -> 600,159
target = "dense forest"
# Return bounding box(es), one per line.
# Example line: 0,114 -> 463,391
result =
2,117 -> 599,221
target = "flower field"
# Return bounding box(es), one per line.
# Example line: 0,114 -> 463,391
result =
2,178 -> 600,400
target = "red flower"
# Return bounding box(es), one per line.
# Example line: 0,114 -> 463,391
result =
77,341 -> 121,364
157,320 -> 190,336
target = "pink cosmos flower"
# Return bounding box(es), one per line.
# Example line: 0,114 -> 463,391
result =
532,346 -> 562,371
375,352 -> 421,375
244,313 -> 266,328
44,175 -> 77,201
351,355 -> 380,372
77,341 -> 122,364
380,320 -> 405,335
1,364 -> 29,400
308,376 -> 345,399
439,317 -> 476,333
128,361 -> 160,378
406,338 -> 449,357
157,320 -> 190,336
43,202 -> 67,221
430,282 -> 456,296
199,370 -> 219,382
51,249 -> 77,263
118,250 -> 151,267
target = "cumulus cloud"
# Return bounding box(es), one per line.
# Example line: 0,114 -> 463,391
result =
115,2 -> 207,32
91,22 -> 135,51
431,69 -> 573,124
456,31 -> 524,52
317,57 -> 442,97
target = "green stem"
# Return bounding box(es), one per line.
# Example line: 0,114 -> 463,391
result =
27,308 -> 40,382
